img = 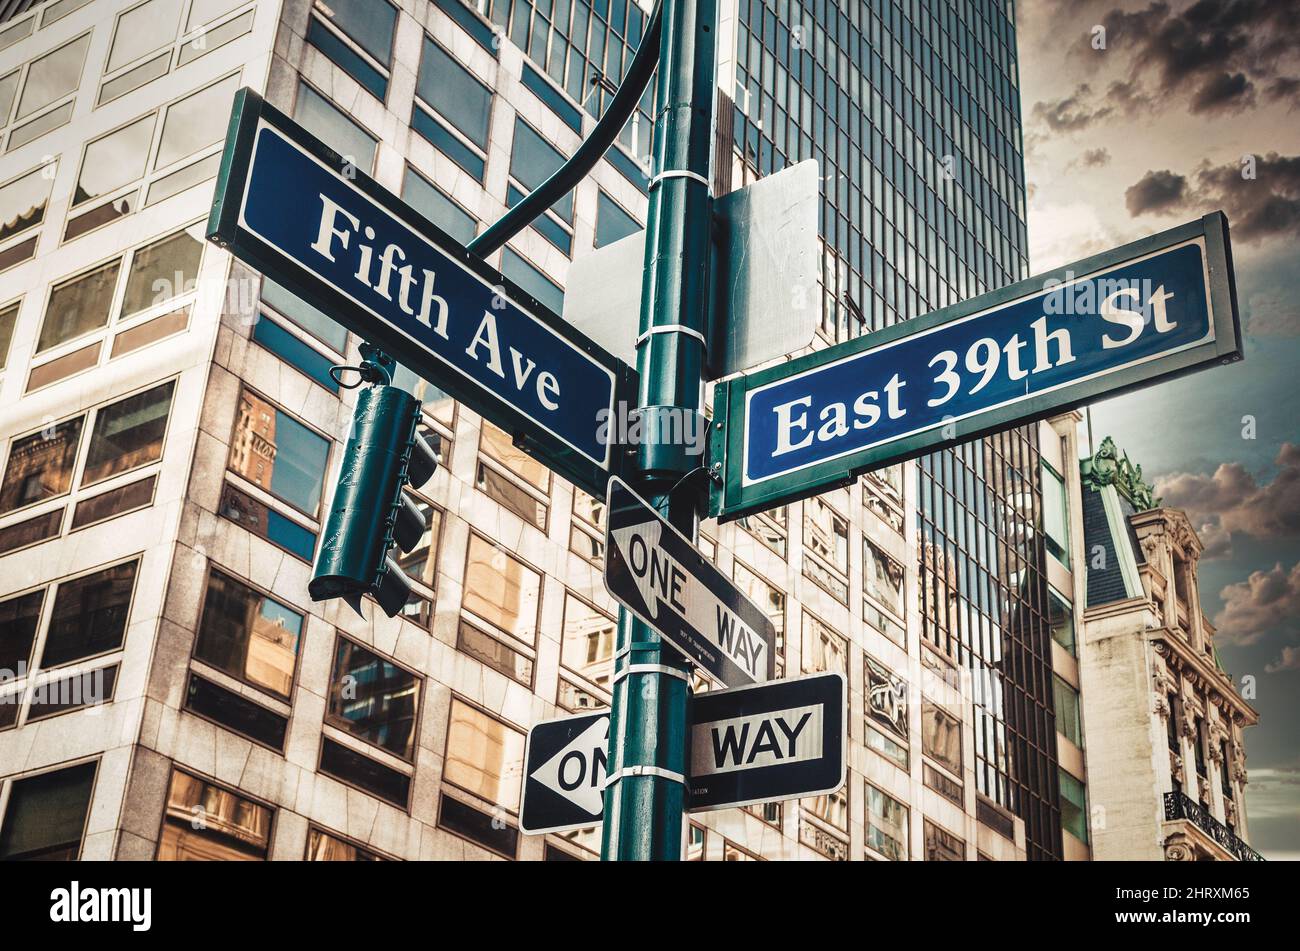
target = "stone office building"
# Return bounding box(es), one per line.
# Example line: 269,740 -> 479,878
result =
1,0 -> 1117,861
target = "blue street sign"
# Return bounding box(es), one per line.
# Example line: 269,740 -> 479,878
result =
207,89 -> 635,499
711,213 -> 1242,520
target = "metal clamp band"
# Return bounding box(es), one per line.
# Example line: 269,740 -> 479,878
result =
613,663 -> 693,684
649,168 -> 712,193
605,765 -> 687,785
635,324 -> 709,349
614,641 -> 664,661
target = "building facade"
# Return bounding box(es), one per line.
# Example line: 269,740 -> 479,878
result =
0,0 -> 1113,861
1077,437 -> 1261,862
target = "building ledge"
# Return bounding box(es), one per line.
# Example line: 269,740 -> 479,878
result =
1163,792 -> 1264,861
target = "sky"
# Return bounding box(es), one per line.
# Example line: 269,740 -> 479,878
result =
1015,0 -> 1300,859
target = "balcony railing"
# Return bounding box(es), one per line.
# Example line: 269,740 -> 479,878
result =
1164,791 -> 1266,862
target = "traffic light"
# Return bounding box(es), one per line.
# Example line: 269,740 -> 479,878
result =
310,383 -> 439,617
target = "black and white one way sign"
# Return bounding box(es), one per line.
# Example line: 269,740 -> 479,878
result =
520,673 -> 846,833
604,477 -> 776,687
520,712 -> 609,835
688,672 -> 845,812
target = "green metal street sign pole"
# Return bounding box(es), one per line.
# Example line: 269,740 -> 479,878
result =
600,0 -> 717,861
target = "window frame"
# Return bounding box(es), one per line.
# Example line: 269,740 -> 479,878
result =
0,756 -> 100,861
323,633 -> 424,765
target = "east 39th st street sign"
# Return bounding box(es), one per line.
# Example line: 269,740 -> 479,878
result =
605,477 -> 777,687
207,89 -> 636,499
709,213 -> 1242,520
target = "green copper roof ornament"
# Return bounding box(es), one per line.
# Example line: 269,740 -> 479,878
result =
1082,436 -> 1162,510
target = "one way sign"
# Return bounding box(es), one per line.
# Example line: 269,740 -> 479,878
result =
604,477 -> 776,687
520,711 -> 609,835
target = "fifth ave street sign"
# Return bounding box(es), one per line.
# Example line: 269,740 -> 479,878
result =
605,477 -> 776,687
206,89 -> 635,499
709,213 -> 1242,520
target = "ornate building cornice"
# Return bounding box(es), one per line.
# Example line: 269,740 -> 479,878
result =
1082,435 -> 1161,510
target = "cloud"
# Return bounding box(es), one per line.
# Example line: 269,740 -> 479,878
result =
1190,71 -> 1255,114
1125,169 -> 1189,215
1156,443 -> 1300,552
1214,561 -> 1300,645
1264,76 -> 1300,107
1031,85 -> 1114,132
1081,147 -> 1111,167
1123,153 -> 1300,243
1244,292 -> 1300,336
1266,645 -> 1300,673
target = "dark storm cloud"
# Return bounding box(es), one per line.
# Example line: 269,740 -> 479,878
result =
1086,0 -> 1300,117
1190,71 -> 1255,114
1031,85 -> 1113,132
1123,153 -> 1300,242
1124,169 -> 1188,215
1265,76 -> 1300,106
1214,560 -> 1300,645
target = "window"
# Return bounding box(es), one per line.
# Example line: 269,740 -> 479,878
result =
0,417 -> 83,513
107,0 -> 183,74
157,769 -> 272,860
560,592 -> 616,693
40,560 -> 138,668
0,761 -> 96,860
121,230 -> 203,317
864,537 -> 904,618
462,533 -> 542,647
442,698 -> 525,813
866,783 -> 909,860
295,82 -> 377,171
1053,675 -> 1083,749
0,588 -> 42,676
732,562 -> 785,676
413,39 -> 491,180
803,497 -> 849,602
37,261 -> 119,353
801,611 -> 849,675
478,420 -> 550,529
16,34 -> 89,121
308,0 -> 397,99
595,190 -> 639,248
570,487 -> 606,568
402,167 -> 477,245
866,654 -> 908,741
1,166 -> 55,246
1042,461 -> 1070,567
923,819 -> 965,861
74,115 -> 155,209
738,506 -> 787,558
326,638 -> 421,760
1059,768 -> 1088,843
82,380 -> 174,485
501,248 -> 564,316
227,389 -> 330,517
1047,586 -> 1074,655
417,39 -> 492,148
394,501 -> 444,628
509,118 -> 574,253
261,277 -> 347,352
867,725 -> 909,771
306,827 -> 386,861
921,700 -> 962,775
319,737 -> 410,807
193,569 -> 302,698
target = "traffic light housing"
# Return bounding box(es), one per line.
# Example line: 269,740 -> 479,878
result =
310,384 -> 439,617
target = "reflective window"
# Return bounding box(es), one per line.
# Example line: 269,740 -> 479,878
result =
74,115 -> 155,208
121,227 -> 204,318
1048,586 -> 1074,655
194,569 -> 302,698
0,166 -> 54,243
1059,768 -> 1088,843
417,39 -> 492,148
157,769 -> 271,860
1042,461 -> 1070,567
866,655 -> 908,741
402,167 -> 476,245
732,562 -> 784,676
866,783 -> 909,860
294,83 -> 377,170
595,190 -> 639,248
480,420 -> 550,492
462,533 -> 541,645
0,761 -> 96,860
187,0 -> 244,30
321,0 -> 396,65
510,118 -> 572,222
443,698 -> 525,813
801,611 -> 848,675
560,592 -> 615,689
82,381 -> 174,486
0,589 -> 42,675
395,502 -> 443,627
306,827 -> 385,861
921,700 -> 962,775
1054,674 -> 1083,748
864,537 -> 904,617
261,277 -> 347,352
37,261 -> 120,353
16,34 -> 90,120
501,248 -> 564,315
39,560 -> 138,668
0,416 -> 83,513
228,389 -> 330,517
867,724 -> 909,771
157,74 -> 242,169
924,820 -> 966,862
107,0 -> 183,73
327,638 -> 421,760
